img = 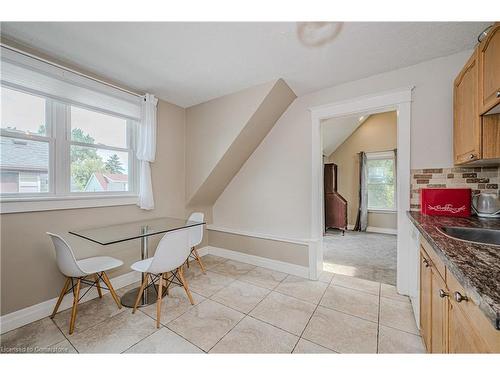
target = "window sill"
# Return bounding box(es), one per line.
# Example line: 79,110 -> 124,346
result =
0,195 -> 138,214
368,209 -> 397,214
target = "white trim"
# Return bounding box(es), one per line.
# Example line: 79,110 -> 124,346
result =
0,195 -> 138,214
0,271 -> 141,334
202,246 -> 309,279
366,226 -> 398,235
366,150 -> 395,160
368,209 -> 397,214
1,46 -> 141,119
310,87 -> 413,296
0,247 -> 308,333
206,225 -> 309,245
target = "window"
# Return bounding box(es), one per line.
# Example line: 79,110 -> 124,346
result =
69,106 -> 132,193
1,87 -> 51,195
1,86 -> 138,199
366,151 -> 396,211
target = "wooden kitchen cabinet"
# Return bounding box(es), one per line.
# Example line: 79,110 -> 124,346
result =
419,249 -> 432,351
419,245 -> 449,353
448,297 -> 484,353
479,23 -> 500,114
453,22 -> 500,164
430,268 -> 448,353
453,49 -> 481,164
419,239 -> 500,353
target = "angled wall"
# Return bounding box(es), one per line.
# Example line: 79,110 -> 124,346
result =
212,50 -> 472,241
185,79 -> 296,207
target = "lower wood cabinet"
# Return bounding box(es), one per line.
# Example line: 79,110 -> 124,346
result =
448,297 -> 484,353
419,239 -> 500,353
419,250 -> 432,351
430,268 -> 448,353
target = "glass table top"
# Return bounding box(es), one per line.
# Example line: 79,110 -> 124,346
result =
69,216 -> 205,245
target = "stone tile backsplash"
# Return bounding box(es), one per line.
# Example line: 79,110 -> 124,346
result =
410,166 -> 499,211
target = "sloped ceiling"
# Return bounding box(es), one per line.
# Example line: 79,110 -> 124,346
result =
185,79 -> 296,207
322,115 -> 368,156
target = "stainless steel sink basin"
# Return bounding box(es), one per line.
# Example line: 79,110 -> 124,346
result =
440,226 -> 500,246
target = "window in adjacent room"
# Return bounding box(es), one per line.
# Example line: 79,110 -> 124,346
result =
366,151 -> 396,211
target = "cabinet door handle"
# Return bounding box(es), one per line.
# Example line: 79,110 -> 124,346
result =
454,291 -> 468,303
422,258 -> 430,268
439,289 -> 449,298
469,154 -> 476,160
496,90 -> 500,98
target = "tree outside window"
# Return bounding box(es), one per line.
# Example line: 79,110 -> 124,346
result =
366,157 -> 396,210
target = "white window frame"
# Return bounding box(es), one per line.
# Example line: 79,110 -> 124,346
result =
1,84 -> 139,213
366,150 -> 397,213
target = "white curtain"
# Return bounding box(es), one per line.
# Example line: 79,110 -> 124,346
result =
137,94 -> 158,210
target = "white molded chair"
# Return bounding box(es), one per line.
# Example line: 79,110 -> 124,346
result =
131,228 -> 194,328
47,232 -> 123,334
185,212 -> 206,273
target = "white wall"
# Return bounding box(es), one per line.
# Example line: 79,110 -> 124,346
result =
213,50 -> 472,240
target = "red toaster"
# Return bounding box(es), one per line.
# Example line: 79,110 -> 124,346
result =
420,188 -> 471,217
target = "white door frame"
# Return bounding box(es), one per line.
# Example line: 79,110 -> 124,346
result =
309,87 -> 414,295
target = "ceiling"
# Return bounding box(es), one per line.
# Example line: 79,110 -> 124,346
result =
0,22 -> 490,107
322,114 -> 368,156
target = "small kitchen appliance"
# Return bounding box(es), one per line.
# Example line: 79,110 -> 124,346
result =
420,188 -> 471,217
472,193 -> 500,218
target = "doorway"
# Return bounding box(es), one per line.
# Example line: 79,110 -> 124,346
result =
322,111 -> 398,284
309,88 -> 413,295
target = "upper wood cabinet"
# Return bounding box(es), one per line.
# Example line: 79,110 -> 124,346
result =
453,22 -> 500,165
453,50 -> 481,164
479,23 -> 500,113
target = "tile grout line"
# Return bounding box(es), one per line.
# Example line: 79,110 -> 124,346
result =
205,267 -> 289,353
50,317 -> 80,354
123,309 -> 206,353
291,277 -> 332,353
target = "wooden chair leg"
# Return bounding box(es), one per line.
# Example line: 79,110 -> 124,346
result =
178,267 -> 194,305
133,274 -> 149,313
156,273 -> 163,329
101,272 -> 122,309
163,273 -> 169,296
192,247 -> 206,274
51,277 -> 71,319
94,274 -> 103,298
69,279 -> 81,335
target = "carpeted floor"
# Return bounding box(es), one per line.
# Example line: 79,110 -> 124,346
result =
322,230 -> 397,285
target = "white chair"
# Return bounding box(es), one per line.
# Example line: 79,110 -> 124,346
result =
131,228 -> 194,328
47,232 -> 123,334
185,212 -> 206,273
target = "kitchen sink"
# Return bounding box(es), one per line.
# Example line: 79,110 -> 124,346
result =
440,226 -> 500,246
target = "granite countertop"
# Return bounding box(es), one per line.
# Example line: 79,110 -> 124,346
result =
407,211 -> 500,330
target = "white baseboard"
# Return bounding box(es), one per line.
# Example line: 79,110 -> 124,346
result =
367,226 -> 397,235
0,246 -> 307,334
0,271 -> 141,334
201,246 -> 309,279
206,225 -> 309,245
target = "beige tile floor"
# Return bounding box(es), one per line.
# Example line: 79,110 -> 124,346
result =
0,255 -> 425,354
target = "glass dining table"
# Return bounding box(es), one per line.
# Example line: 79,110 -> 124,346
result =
69,216 -> 205,308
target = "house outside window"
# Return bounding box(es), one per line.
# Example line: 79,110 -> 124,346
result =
1,86 -> 137,198
366,151 -> 396,211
